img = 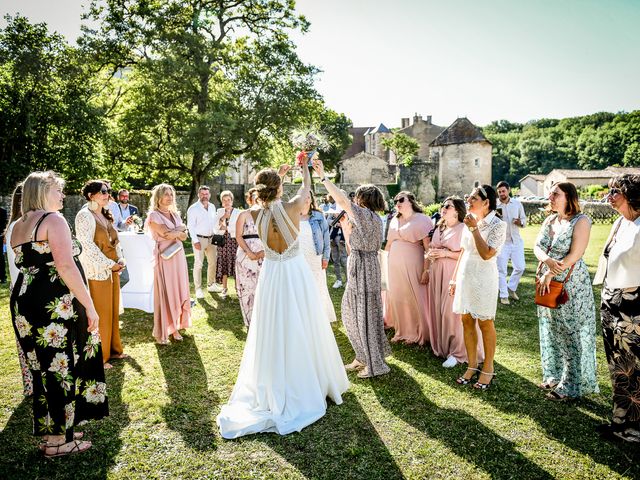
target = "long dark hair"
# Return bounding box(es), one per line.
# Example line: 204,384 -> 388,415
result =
393,191 -> 422,218
472,184 -> 498,212
81,180 -> 114,223
437,196 -> 466,231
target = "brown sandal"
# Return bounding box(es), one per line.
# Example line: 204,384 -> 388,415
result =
44,440 -> 92,458
39,432 -> 83,451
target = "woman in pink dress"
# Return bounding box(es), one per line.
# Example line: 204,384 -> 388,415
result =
146,184 -> 192,344
427,197 -> 484,367
384,191 -> 433,345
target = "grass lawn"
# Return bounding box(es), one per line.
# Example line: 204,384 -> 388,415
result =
1,223 -> 639,479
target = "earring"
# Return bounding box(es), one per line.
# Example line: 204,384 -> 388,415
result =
88,200 -> 99,211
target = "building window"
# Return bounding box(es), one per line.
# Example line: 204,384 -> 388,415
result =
474,158 -> 480,167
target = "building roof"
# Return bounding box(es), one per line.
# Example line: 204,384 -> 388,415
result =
369,123 -> 391,135
548,169 -> 616,179
429,117 -> 490,146
520,174 -> 546,182
341,127 -> 371,160
606,166 -> 640,175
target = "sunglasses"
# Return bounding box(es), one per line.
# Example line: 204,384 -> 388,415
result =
608,188 -> 621,197
394,197 -> 406,204
442,204 -> 454,210
100,188 -> 111,195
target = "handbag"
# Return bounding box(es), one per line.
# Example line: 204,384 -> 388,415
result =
160,241 -> 183,260
212,233 -> 226,247
119,266 -> 130,288
534,246 -> 575,308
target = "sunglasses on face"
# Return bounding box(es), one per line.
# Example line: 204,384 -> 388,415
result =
442,204 -> 454,210
608,188 -> 622,197
394,197 -> 406,204
100,188 -> 111,195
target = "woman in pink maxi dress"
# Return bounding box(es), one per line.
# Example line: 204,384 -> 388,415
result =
146,184 -> 192,344
427,197 -> 484,367
383,192 -> 433,345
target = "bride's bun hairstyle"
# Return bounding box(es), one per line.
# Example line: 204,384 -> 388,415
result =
254,168 -> 281,204
354,184 -> 386,212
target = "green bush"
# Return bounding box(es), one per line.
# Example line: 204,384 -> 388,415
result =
579,184 -> 607,200
423,202 -> 441,217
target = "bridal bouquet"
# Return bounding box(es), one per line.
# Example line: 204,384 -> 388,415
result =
290,128 -> 330,167
130,214 -> 143,232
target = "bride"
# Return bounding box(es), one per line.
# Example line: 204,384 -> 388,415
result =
216,157 -> 349,439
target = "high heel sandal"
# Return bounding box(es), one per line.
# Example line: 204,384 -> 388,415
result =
473,371 -> 496,390
39,432 -> 83,451
43,440 -> 92,458
456,367 -> 480,385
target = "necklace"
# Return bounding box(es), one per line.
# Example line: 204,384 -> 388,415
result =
91,211 -> 113,243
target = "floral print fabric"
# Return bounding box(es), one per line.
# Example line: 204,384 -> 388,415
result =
536,213 -> 598,397
235,215 -> 264,326
9,214 -> 108,441
601,285 -> 640,441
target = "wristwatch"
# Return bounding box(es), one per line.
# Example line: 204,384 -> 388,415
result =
468,226 -> 477,232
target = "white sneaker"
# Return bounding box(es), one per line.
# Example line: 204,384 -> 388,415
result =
332,280 -> 343,289
500,297 -> 510,305
442,356 -> 458,368
207,283 -> 222,293
508,288 -> 520,301
195,288 -> 205,299
220,288 -> 228,299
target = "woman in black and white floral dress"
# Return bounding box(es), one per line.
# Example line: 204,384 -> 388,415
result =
594,174 -> 640,442
10,171 -> 108,458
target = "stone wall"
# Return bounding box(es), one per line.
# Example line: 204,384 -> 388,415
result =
434,141 -> 492,198
340,152 -> 396,185
398,159 -> 438,205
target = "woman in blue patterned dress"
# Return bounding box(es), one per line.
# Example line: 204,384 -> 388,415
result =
534,182 -> 598,400
10,172 -> 108,457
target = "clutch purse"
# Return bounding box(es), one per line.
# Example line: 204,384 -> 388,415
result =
534,254 -> 574,309
212,234 -> 226,247
160,242 -> 183,260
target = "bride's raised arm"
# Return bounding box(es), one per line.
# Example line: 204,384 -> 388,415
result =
287,154 -> 313,214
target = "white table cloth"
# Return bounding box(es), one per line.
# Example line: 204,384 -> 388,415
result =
119,232 -> 155,313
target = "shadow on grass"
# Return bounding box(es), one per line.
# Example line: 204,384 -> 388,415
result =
156,335 -> 219,451
0,357 -> 134,479
202,294 -> 247,341
371,364 -> 554,480
392,346 -> 640,478
258,391 -> 404,480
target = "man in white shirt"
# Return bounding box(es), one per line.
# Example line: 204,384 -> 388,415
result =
187,186 -> 222,299
496,181 -> 526,305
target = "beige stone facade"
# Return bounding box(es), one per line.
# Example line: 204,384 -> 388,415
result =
340,151 -> 397,185
431,142 -> 492,197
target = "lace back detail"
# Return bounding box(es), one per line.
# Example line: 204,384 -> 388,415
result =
255,201 -> 300,261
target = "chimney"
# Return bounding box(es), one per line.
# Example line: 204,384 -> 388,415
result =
401,117 -> 410,128
426,115 -> 432,124
413,113 -> 421,124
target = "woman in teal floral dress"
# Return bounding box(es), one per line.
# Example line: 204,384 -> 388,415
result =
10,172 -> 108,458
534,182 -> 598,400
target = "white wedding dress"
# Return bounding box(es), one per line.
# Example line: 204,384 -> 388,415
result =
216,201 -> 349,439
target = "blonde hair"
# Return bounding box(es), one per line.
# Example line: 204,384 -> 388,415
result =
21,171 -> 65,214
220,190 -> 234,202
149,183 -> 179,215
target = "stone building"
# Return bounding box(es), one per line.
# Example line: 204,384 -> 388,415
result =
339,114 -> 492,204
429,117 -> 492,198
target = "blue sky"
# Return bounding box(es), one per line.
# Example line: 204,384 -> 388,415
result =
3,0 -> 639,128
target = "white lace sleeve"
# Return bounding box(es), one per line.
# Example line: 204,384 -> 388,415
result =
75,209 -> 116,276
486,218 -> 507,253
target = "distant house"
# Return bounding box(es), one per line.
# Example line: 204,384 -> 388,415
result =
520,167 -> 640,197
519,174 -> 545,197
429,117 -> 492,198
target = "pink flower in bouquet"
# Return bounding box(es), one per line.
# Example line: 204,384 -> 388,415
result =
295,150 -> 308,167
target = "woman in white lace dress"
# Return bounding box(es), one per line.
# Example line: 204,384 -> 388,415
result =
299,191 -> 336,323
217,158 -> 348,439
450,185 -> 506,390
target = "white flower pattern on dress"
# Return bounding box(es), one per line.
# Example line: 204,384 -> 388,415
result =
64,402 -> 75,428
14,314 -> 32,338
84,381 -> 107,404
32,241 -> 51,254
46,293 -> 76,320
27,350 -> 40,371
48,352 -> 70,377
37,323 -> 68,349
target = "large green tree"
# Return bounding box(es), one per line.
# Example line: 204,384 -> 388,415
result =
81,0 -> 344,202
0,15 -> 106,194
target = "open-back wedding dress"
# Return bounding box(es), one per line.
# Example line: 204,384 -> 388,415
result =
216,200 -> 349,439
